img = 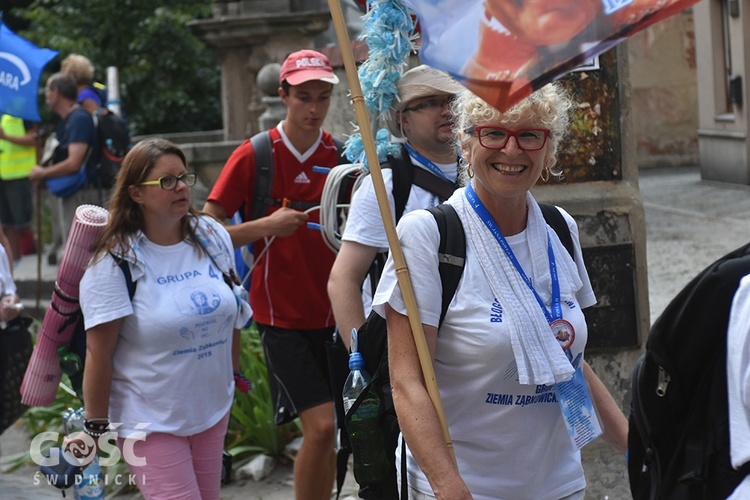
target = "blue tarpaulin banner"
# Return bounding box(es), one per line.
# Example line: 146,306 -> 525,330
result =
0,21 -> 58,121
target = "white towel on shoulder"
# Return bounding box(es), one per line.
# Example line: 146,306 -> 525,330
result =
455,190 -> 582,385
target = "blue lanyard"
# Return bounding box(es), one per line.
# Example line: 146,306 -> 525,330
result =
403,143 -> 454,183
465,184 -> 562,323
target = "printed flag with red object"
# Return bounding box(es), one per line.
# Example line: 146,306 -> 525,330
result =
402,0 -> 700,111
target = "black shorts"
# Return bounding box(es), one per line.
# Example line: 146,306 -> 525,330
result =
258,323 -> 338,425
0,178 -> 32,228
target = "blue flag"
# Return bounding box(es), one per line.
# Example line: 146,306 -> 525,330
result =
0,21 -> 58,121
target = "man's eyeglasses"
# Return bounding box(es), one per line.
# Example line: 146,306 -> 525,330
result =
465,126 -> 550,151
403,96 -> 454,113
140,173 -> 197,190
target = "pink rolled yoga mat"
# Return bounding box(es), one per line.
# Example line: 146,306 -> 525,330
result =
21,205 -> 109,406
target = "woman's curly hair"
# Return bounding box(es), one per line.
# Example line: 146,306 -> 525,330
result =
452,82 -> 573,180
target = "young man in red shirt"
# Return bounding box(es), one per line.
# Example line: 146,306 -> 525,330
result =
203,50 -> 341,500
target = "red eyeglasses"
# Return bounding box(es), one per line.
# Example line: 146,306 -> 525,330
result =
465,126 -> 551,151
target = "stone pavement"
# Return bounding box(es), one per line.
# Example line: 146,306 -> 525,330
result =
3,165 -> 750,498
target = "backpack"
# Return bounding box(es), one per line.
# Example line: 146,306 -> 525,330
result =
58,257 -> 136,402
87,108 -> 131,192
341,202 -> 576,499
90,83 -> 107,106
362,145 -> 458,297
628,242 -> 750,499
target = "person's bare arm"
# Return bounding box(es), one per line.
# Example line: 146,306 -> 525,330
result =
583,361 -> 628,453
0,123 -> 38,147
387,305 -> 473,499
82,318 -> 123,421
28,141 -> 88,182
328,241 -> 380,349
202,200 -> 309,248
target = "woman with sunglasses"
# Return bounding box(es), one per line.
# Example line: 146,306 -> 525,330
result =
78,138 -> 251,499
372,83 -> 628,499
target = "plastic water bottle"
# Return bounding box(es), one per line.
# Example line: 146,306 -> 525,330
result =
342,329 -> 390,484
73,455 -> 105,500
342,328 -> 370,414
62,407 -> 85,435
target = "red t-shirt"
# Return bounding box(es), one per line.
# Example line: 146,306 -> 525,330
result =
208,125 -> 338,329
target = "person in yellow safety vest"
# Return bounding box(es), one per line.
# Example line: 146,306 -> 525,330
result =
0,114 -> 39,267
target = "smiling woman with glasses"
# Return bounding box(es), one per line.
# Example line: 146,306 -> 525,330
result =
76,138 -> 251,500
372,83 -> 629,499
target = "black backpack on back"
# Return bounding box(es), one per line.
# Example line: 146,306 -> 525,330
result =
628,242 -> 750,499
343,202 -> 576,499
88,108 -> 131,191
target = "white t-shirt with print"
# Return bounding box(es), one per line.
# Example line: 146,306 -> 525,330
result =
80,237 -> 238,438
372,198 -> 596,500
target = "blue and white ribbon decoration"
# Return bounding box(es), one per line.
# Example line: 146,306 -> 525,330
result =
343,0 -> 417,167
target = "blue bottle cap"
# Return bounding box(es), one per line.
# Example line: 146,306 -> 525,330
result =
348,351 -> 365,370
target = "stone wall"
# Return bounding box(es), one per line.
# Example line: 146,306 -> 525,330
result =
628,9 -> 698,168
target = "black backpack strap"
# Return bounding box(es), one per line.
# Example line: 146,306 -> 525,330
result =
384,150 -> 413,222
387,145 -> 459,221
250,131 -> 274,221
109,252 -> 138,300
412,167 -> 457,202
333,137 -> 347,165
426,204 -> 466,326
539,202 -> 575,260
118,260 -> 137,300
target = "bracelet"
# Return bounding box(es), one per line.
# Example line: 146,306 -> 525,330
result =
83,418 -> 109,437
234,372 -> 252,394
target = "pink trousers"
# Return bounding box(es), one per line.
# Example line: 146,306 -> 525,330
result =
117,412 -> 230,500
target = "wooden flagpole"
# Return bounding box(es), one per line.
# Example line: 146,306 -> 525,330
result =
326,0 -> 455,461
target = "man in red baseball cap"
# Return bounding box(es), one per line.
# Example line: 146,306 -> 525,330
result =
204,49 -> 344,499
279,49 -> 340,85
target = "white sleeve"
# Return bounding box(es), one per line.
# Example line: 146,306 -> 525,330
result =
371,209 -> 443,328
0,245 -> 16,296
80,254 -> 134,330
341,170 -> 396,250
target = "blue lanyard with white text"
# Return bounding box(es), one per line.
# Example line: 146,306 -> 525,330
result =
465,183 -> 562,323
403,143 -> 454,183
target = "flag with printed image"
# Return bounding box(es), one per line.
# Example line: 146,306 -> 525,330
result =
0,21 -> 58,121
403,0 -> 700,111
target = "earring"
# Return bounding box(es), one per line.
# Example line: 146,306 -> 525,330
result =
466,163 -> 474,179
540,165 -> 550,183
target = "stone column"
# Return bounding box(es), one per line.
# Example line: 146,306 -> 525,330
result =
188,2 -> 332,141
